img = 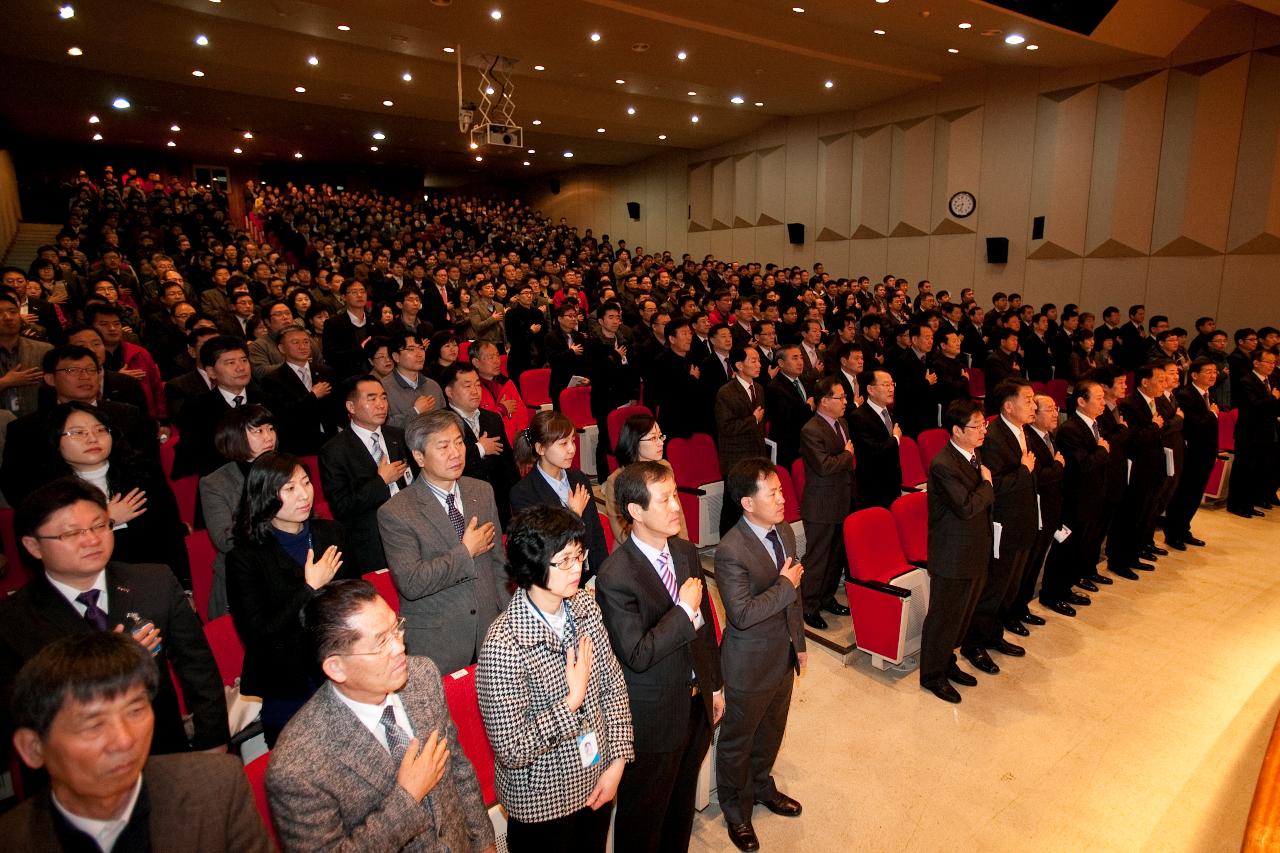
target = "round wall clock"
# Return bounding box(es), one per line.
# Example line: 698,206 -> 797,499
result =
949,191 -> 976,219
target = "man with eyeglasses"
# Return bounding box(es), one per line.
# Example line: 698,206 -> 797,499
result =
323,280 -> 374,381
849,368 -> 904,510
798,376 -> 855,630
381,332 -> 443,431
266,579 -> 496,853
545,301 -> 591,412
0,478 -> 228,761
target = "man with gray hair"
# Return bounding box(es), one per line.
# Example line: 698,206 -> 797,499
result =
377,409 -> 510,674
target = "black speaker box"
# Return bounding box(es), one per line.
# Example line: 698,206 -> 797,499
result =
626,201 -> 640,220
787,222 -> 805,244
986,237 -> 1009,264
549,178 -> 561,195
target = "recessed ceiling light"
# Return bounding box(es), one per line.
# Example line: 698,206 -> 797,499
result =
948,48 -> 959,53
243,131 -> 253,139
873,29 -> 886,35
475,155 -> 483,162
67,46 -> 82,56
195,34 -> 209,46
754,101 -> 764,107
58,5 -> 74,19
294,86 -> 306,93
170,124 -> 181,132
489,9 -> 502,20
382,99 -> 394,107
792,7 -> 804,13
88,115 -> 99,124
166,141 -> 176,148
485,86 -> 495,95
658,134 -> 667,140
563,151 -> 574,158
877,0 -> 890,4
1005,34 -> 1025,45
294,152 -> 303,159
690,114 -> 699,123
958,22 -> 972,29
1026,43 -> 1039,50
597,127 -> 606,133
615,79 -> 625,85
233,147 -> 242,154
676,50 -> 687,61
626,106 -> 636,115
532,119 -> 542,126
443,47 -> 455,53
372,131 -> 386,140
337,24 -> 350,31
523,161 -> 530,166
687,91 -> 697,96
824,80 -> 834,88
308,56 -> 319,66
469,141 -> 479,150
112,97 -> 130,109
527,148 -> 536,154
533,64 -> 545,71
92,133 -> 102,141
590,32 -> 601,43
730,96 -> 744,104
192,69 -> 205,77
370,146 -> 379,152
402,72 -> 413,82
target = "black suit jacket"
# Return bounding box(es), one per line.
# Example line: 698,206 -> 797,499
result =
172,384 -> 275,479
763,373 -> 813,469
321,311 -> 373,381
1234,372 -> 1280,446
799,414 -> 854,523
508,466 -> 608,580
930,354 -> 969,419
318,426 -> 416,574
1176,384 -> 1219,460
1097,404 -> 1131,503
651,349 -> 701,439
421,282 -> 453,330
260,362 -> 341,455
1118,393 -> 1167,479
164,369 -> 211,424
925,444 -> 994,578
1022,333 -> 1054,382
983,349 -> 1022,397
544,327 -> 590,409
1025,426 -> 1064,534
587,335 -> 639,416
0,562 -> 228,753
1116,322 -> 1146,370
457,407 -> 519,523
595,536 -> 722,753
1055,413 -> 1109,530
714,379 -> 768,475
983,417 -> 1039,551
848,402 -> 902,508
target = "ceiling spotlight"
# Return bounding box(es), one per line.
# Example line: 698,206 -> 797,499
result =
1026,43 -> 1039,50
294,152 -> 303,159
166,140 -> 176,147
958,22 -> 972,29
532,119 -> 542,126
1004,34 -> 1025,45
873,29 -> 886,35
658,134 -> 667,140
527,148 -> 536,154
475,155 -> 483,162
687,91 -> 697,96
626,106 -> 636,115
112,97 -> 130,109
195,34 -> 209,46
590,32 -> 601,42
523,161 -> 531,166
88,115 -> 100,124
564,151 -> 576,159
730,95 -> 744,104
876,0 -> 890,3
469,141 -> 479,150
489,9 -> 502,20
615,79 -> 625,85
948,48 -> 959,53
382,99 -> 394,107
792,6 -> 804,12
294,86 -> 306,93
596,127 -> 606,133
370,146 -> 379,152
372,131 -> 386,140
485,86 -> 495,95
191,69 -> 205,77
308,56 -> 319,66
690,114 -> 699,123
67,46 -> 83,56
92,133 -> 102,141
170,124 -> 181,132
443,47 -> 455,53
402,72 -> 413,82
243,131 -> 253,139
676,50 -> 687,61
533,64 -> 545,71
754,101 -> 764,107
233,147 -> 242,154
823,80 -> 834,88
58,5 -> 74,19
337,24 -> 350,31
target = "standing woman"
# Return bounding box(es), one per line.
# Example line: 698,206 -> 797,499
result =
476,506 -> 634,853
199,405 -> 278,618
602,413 -> 688,545
227,452 -> 352,745
510,411 -> 610,582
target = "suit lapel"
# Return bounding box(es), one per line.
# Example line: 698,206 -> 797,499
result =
315,684 -> 398,789
103,565 -> 137,625
415,481 -> 458,545
29,575 -> 95,636
622,537 -> 679,605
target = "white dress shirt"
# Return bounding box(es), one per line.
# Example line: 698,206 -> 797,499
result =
217,386 -> 248,407
48,569 -> 109,617
450,405 -> 487,457
332,687 -> 414,754
630,535 -> 703,628
350,423 -> 404,495
53,775 -> 142,852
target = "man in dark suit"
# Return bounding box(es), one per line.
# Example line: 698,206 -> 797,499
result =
1095,368 -> 1140,579
960,380 -> 1034,673
1150,360 -> 1185,552
596,461 -> 723,853
888,323 -> 939,437
0,479 -> 228,757
1022,313 -> 1054,382
1166,358 -> 1220,546
714,458 -> 806,852
2,632 -> 271,852
1011,393 -> 1071,627
62,326 -> 150,415
798,376 -> 855,630
687,312 -> 713,365
1117,364 -> 1170,565
504,281 -> 547,384
421,266 -> 456,331
763,345 -> 813,470
919,400 -> 994,704
931,329 -> 971,421
544,301 -> 591,411
1115,304 -> 1147,370
715,346 -> 769,535
319,375 -> 417,574
163,327 -> 219,423
983,329 -> 1023,411
321,279 -> 374,381
588,300 -> 640,475
442,362 -> 518,525
849,368 -> 904,510
260,326 -> 340,455
1228,348 -> 1280,517
651,318 -> 703,440
172,336 -> 275,479
699,324 -> 737,435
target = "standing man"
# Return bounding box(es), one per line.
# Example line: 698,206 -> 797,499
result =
323,280 -> 373,381
503,280 -> 545,386
715,346 -> 769,535
849,368 -> 904,510
919,400 -> 994,704
1227,349 -> 1280,517
715,459 -> 806,852
381,332 -> 443,431
763,345 -> 813,470
588,300 -> 640,476
651,318 -> 702,440
1010,394 -> 1069,630
798,376 -> 855,630
1118,364 -> 1170,563
889,323 -> 938,437
172,337 -> 273,478
260,326 -> 338,455
596,461 -> 723,853
1166,358 -> 1220,547
442,362 -> 518,524
0,289 -> 52,417
545,302 -> 590,410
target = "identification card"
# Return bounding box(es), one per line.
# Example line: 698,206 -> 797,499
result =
576,731 -> 601,768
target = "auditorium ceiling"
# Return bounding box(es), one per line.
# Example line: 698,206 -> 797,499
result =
0,0 -> 1267,176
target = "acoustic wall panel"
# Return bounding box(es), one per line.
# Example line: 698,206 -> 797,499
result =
888,117 -> 935,238
852,125 -> 892,239
688,160 -> 712,233
711,158 -> 734,230
932,106 -> 983,235
732,152 -> 758,229
756,146 -> 786,226
1027,84 -> 1098,260
1227,50 -> 1280,254
816,132 -> 854,241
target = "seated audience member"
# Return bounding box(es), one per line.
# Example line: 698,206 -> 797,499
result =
0,632 -> 272,852
377,409 -> 509,674
260,325 -> 339,454
319,375 -> 416,574
163,326 -> 220,423
84,303 -> 166,422
0,479 -> 228,755
266,580 -> 496,853
227,452 -> 357,745
476,506 -> 634,852
381,331 -> 444,430
510,411 -> 609,581
173,336 -> 275,479
64,325 -> 150,414
443,361 -> 518,523
602,413 -> 688,545
470,338 -> 531,444
849,368 -> 904,510
596,461 -> 723,853
424,329 -> 460,384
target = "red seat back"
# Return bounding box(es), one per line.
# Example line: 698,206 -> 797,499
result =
606,405 -> 652,471
890,492 -> 929,565
559,386 -> 596,428
500,354 -> 508,376
1031,381 -> 1049,397
363,569 -> 399,612
203,614 -> 245,687
186,530 -> 216,621
1219,407 -> 1237,453
159,434 -> 178,478
458,340 -> 472,362
1045,379 -> 1068,409
441,665 -> 498,805
171,475 -> 199,529
916,428 -> 950,470
0,508 -> 32,597
667,434 -> 721,487
708,595 -> 723,644
298,455 -> 326,506
789,458 -> 806,496
967,367 -> 986,399
243,753 -> 278,847
775,465 -> 802,524
843,507 -> 914,584
599,511 -> 616,554
898,435 -> 926,489
518,368 -> 552,408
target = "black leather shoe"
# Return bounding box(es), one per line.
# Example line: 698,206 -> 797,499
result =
1086,572 -> 1113,585
1185,535 -> 1206,547
1229,508 -> 1263,518
961,647 -> 1000,674
1076,579 -> 1099,592
947,664 -> 978,686
820,598 -> 850,616
1042,600 -> 1077,617
1258,501 -> 1275,510
1147,544 -> 1169,557
756,793 -> 802,817
1165,539 -> 1187,551
1003,620 -> 1030,637
989,639 -> 1026,657
1132,561 -> 1155,572
1020,612 -> 1047,626
802,611 -> 828,631
1110,565 -> 1140,581
1065,592 -> 1091,606
1140,549 -> 1161,561
727,822 -> 760,852
923,680 -> 963,703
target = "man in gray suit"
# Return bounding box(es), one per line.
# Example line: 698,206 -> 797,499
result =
378,409 -> 510,674
715,458 -> 806,852
798,376 -> 855,630
267,580 -> 496,853
0,289 -> 51,417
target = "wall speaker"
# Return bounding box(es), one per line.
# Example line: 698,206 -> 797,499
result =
787,222 -> 805,245
626,201 -> 641,220
986,237 -> 1009,264
1031,216 -> 1045,241
549,178 -> 561,195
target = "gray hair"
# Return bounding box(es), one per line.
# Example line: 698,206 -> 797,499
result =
406,409 -> 465,452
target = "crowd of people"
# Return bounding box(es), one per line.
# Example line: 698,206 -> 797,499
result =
0,165 -> 1276,853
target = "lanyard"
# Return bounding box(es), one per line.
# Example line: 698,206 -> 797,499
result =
528,595 -> 578,660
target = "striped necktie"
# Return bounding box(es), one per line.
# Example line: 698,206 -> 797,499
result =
656,550 -> 678,602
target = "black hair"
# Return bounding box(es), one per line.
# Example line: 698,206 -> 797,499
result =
441,359 -> 478,388
427,330 -> 459,363
82,302 -> 123,325
342,373 -> 383,405
613,461 -> 676,525
1068,379 -> 1102,411
237,452 -> 309,545
943,399 -> 984,434
15,477 -> 108,543
1188,357 -> 1217,375
514,410 -> 576,468
213,404 -> 275,461
664,317 -> 691,343
361,335 -> 392,364
991,377 -> 1031,410
198,335 -> 248,370
505,505 -> 587,590
305,579 -> 382,664
614,413 -> 660,467
42,344 -> 99,373
1133,363 -> 1159,384
726,457 -> 776,511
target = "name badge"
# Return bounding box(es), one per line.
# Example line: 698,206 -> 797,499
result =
576,731 -> 601,768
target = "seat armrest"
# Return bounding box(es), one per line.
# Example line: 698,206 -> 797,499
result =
677,485 -> 708,497
848,577 -> 912,598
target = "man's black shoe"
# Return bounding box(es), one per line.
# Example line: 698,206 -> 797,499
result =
802,611 -> 828,631
727,823 -> 760,852
820,598 -> 850,616
947,664 -> 978,686
923,680 -> 962,703
1019,612 -> 1047,626
961,647 -> 1000,674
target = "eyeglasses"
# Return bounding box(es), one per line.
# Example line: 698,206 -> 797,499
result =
35,519 -> 111,543
55,366 -> 99,377
61,425 -> 110,441
824,394 -> 847,402
875,381 -> 896,388
338,617 -> 406,657
550,552 -> 586,573
963,421 -> 989,431
398,344 -> 425,353
640,432 -> 666,443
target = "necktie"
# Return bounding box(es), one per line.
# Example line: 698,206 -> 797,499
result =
444,493 -> 466,540
1092,420 -> 1101,440
656,551 -> 678,603
764,529 -> 785,571
748,383 -> 757,407
1044,432 -> 1055,456
880,407 -> 894,435
298,366 -> 311,391
76,589 -> 110,631
834,419 -> 846,443
970,454 -> 981,473
1148,397 -> 1157,417
379,705 -> 411,764
371,434 -> 385,463
793,378 -> 806,401
232,394 -> 244,408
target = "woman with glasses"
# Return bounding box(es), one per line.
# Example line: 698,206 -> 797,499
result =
227,452 -> 352,746
42,401 -> 190,587
602,412 -> 688,545
476,506 -> 634,852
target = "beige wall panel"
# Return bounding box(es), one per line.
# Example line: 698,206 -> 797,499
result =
1169,3 -> 1257,65
854,100 -> 894,132
664,156 -> 690,255
1145,256 -> 1226,330
784,116 -> 820,243
1220,254 -> 1280,333
816,132 -> 854,240
818,110 -> 858,138
932,107 -> 984,234
1023,259 -> 1084,310
686,230 -> 711,261
755,225 -> 788,268
708,228 -> 735,261
1028,85 -> 1098,259
928,233 -> 979,292
1080,257 -> 1151,319
936,71 -> 985,116
711,157 -> 735,230
1228,52 -> 1280,252
890,89 -> 939,124
756,146 -> 786,226
853,126 -> 893,238
819,239 -> 851,279
755,120 -> 788,150
849,238 -> 889,280
888,117 -> 935,238
1038,65 -> 1101,96
886,235 -> 930,282
688,160 -> 712,232
731,226 -> 758,264
732,153 -> 758,229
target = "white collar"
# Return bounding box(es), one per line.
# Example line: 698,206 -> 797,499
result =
332,685 -> 413,751
867,399 -> 889,418
950,440 -> 975,463
736,375 -> 755,394
349,422 -> 384,449
47,569 -> 108,616
346,309 -> 367,327
52,774 -> 143,852
629,533 -> 670,573
1077,411 -> 1097,428
217,386 -> 247,407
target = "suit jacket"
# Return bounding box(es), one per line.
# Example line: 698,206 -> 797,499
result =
260,361 -> 340,455
984,417 -> 1039,551
1025,426 -> 1064,535
318,426 -> 416,575
544,327 -> 590,409
0,754 -> 272,853
1157,392 -> 1185,471
1116,321 -> 1146,370
1118,393 -> 1167,479
1176,384 -> 1219,460
888,348 -> 936,437
197,461 -> 245,618
715,379 -> 768,475
764,373 -> 813,469
983,349 -> 1022,394
586,335 -> 639,417
651,349 -> 701,439
1234,371 -> 1280,446
509,466 -> 608,580
377,476 -> 510,674
456,408 -> 518,522
164,368 -> 211,424
421,282 -> 454,331
1056,412 -> 1110,529
0,562 -> 228,753
172,384 -> 275,479
926,444 -> 994,578
1097,404 -> 1132,504
322,311 -> 374,381
267,657 -> 495,853
848,401 -> 902,508
504,304 -> 547,380
1022,333 -> 1054,382
799,414 -> 854,523
930,353 -> 970,418
714,519 -> 805,692
0,337 -> 52,416
595,536 -> 723,753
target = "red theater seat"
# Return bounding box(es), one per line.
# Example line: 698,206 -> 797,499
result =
518,368 -> 552,410
364,569 -> 399,613
915,428 -> 949,470
243,753 -> 278,847
203,614 -> 245,686
891,492 -> 929,567
667,434 -> 724,547
186,530 -> 216,622
843,508 -> 929,670
441,665 -> 498,806
898,435 -> 926,491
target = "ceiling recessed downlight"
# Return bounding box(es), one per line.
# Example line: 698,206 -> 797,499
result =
475,155 -> 483,162
590,32 -> 601,42
1026,43 -> 1039,50
754,101 -> 764,107
824,80 -> 834,88
523,160 -> 530,166
166,140 -> 176,148
402,72 -> 413,82
533,64 -> 545,70
563,151 -> 574,158
294,152 -> 303,159
308,55 -> 319,66
532,119 -> 542,126
730,96 -> 744,104
489,9 -> 502,20
658,134 -> 667,140
626,106 -> 636,115
1004,34 -> 1025,45
690,114 -> 699,123
67,46 -> 83,56
792,6 -> 804,12
88,115 -> 100,124
873,29 -> 886,35
294,86 -> 306,93
687,91 -> 697,96
112,97 -> 130,109
948,48 -> 959,53
596,127 -> 606,133
382,100 -> 394,107
370,146 -> 379,152
170,124 -> 181,132
58,6 -> 74,19
337,24 -> 350,31
676,50 -> 687,61
233,147 -> 242,154
372,131 -> 386,140
195,34 -> 209,46
958,22 -> 972,29
615,79 -> 625,84
191,69 -> 205,77
469,141 -> 479,150
243,131 -> 253,139
527,148 -> 536,153
92,133 -> 102,141
443,47 -> 455,53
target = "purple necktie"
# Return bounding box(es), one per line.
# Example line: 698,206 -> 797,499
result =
76,589 -> 110,631
656,551 -> 679,603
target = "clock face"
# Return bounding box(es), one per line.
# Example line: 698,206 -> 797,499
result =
949,191 -> 976,219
